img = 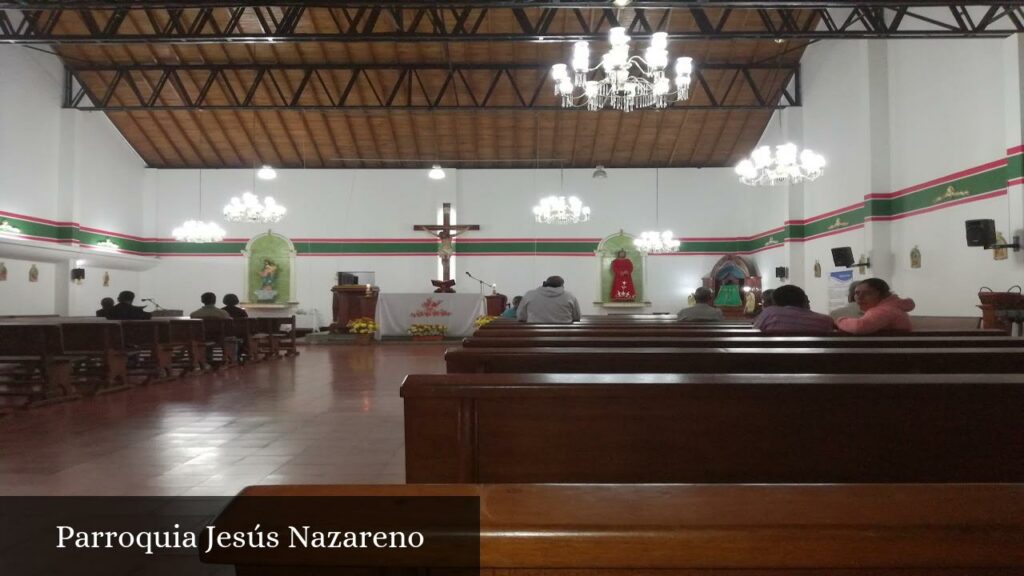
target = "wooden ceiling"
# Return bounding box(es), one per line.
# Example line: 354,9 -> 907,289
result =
45,5 -> 811,169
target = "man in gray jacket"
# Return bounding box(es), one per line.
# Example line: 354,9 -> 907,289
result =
517,276 -> 582,323
676,287 -> 724,321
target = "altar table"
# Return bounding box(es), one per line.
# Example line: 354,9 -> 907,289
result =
376,293 -> 485,338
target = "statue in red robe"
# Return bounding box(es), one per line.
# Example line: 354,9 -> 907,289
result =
610,249 -> 637,301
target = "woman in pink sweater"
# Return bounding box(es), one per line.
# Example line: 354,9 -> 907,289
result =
835,278 -> 915,334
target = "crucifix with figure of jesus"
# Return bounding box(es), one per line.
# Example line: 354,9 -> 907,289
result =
413,203 -> 479,293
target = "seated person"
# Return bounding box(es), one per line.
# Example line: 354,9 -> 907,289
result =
517,276 -> 581,324
830,280 -> 864,320
96,297 -> 115,318
191,292 -> 231,320
106,291 -> 152,320
676,287 -> 723,322
500,296 -> 523,319
221,293 -> 249,318
761,288 -> 775,308
753,284 -> 833,333
835,278 -> 914,334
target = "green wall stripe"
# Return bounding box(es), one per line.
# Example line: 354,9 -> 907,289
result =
2,149 -> 1019,257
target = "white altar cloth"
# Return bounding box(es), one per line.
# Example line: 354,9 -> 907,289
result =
376,293 -> 485,338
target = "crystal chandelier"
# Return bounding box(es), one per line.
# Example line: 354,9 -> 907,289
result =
551,28 -> 694,113
634,170 -> 679,253
634,230 -> 680,254
735,143 -> 826,186
172,220 -> 226,243
533,196 -> 591,225
173,170 -> 225,243
223,192 -> 286,223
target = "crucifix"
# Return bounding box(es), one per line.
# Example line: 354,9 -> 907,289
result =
413,203 -> 480,293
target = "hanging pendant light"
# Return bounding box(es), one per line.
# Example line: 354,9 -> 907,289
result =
173,170 -> 226,243
533,168 -> 591,225
735,143 -> 826,186
256,165 -> 277,180
634,169 -> 679,253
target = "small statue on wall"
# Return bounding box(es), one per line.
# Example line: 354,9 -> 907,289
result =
28,264 -> 38,283
910,246 -> 921,269
994,232 -> 1009,261
813,260 -> 821,278
857,254 -> 868,275
103,271 -> 110,287
610,249 -> 637,301
0,262 -> 7,282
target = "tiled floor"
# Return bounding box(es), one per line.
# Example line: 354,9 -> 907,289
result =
0,343 -> 446,495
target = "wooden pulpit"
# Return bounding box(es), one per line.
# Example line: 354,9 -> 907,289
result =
485,293 -> 508,316
331,285 -> 379,333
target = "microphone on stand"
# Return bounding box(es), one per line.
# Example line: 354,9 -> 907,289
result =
141,298 -> 165,310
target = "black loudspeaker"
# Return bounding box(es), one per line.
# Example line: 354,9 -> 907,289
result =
831,247 -> 855,267
965,219 -> 996,247
775,266 -> 788,280
71,268 -> 85,283
337,272 -> 358,285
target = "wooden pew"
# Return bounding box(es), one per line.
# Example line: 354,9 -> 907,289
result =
479,321 -> 754,330
119,319 -> 205,379
445,346 -> 1024,374
59,321 -> 136,393
476,327 -> 1003,338
201,318 -> 239,368
258,315 -> 299,357
0,324 -> 79,407
403,373 -> 1024,483
463,335 -> 1024,348
203,484 -> 1024,574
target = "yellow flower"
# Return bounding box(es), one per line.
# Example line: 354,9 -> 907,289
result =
346,317 -> 377,334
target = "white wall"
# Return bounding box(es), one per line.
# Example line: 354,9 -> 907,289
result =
143,167 -> 767,317
770,34 -> 1023,315
5,33 -> 1023,319
0,258 -> 56,315
0,46 -> 62,220
0,46 -> 149,315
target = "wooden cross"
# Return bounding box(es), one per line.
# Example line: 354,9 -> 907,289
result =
413,203 -> 480,293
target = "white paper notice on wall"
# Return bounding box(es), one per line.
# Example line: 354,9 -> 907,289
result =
828,270 -> 854,311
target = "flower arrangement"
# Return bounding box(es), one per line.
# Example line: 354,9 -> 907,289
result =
346,317 -> 378,334
408,323 -> 447,337
473,315 -> 499,328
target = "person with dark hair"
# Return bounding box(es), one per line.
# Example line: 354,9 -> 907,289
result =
96,297 -> 115,318
106,290 -> 152,320
500,295 -> 523,319
190,292 -> 231,319
830,280 -> 864,320
221,293 -> 249,318
836,278 -> 914,334
761,288 -> 776,308
517,276 -> 581,323
676,287 -> 724,321
753,284 -> 833,333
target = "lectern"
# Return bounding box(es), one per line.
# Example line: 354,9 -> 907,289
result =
331,285 -> 379,333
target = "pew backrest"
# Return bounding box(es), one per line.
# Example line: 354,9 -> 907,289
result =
445,346 -> 1024,374
403,373 -> 1024,483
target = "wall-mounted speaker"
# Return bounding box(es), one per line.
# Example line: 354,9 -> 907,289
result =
774,266 -> 788,280
831,247 -> 855,267
965,219 -> 996,247
70,268 -> 85,284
